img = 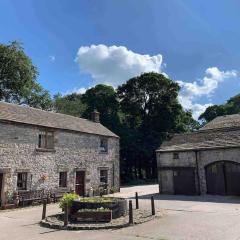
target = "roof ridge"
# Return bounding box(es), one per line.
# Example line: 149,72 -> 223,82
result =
0,101 -> 92,123
0,101 -> 118,138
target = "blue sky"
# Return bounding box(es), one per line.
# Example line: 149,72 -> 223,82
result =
0,0 -> 240,118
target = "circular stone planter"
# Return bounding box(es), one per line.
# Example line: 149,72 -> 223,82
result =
70,197 -> 127,219
40,209 -> 157,230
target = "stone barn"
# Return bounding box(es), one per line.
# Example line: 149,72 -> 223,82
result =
0,102 -> 119,206
157,114 -> 240,195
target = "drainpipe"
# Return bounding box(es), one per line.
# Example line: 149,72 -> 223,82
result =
194,151 -> 201,195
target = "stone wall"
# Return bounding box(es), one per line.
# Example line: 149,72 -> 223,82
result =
157,147 -> 240,195
157,151 -> 197,194
0,121 -> 119,203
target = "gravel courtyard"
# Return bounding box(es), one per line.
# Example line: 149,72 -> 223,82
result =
1,184 -> 240,240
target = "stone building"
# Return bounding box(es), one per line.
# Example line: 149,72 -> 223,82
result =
0,102 -> 119,206
157,114 -> 240,196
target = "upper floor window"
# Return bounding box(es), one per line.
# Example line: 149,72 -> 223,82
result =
38,130 -> 54,149
100,169 -> 108,184
59,172 -> 67,188
100,138 -> 108,153
17,172 -> 27,190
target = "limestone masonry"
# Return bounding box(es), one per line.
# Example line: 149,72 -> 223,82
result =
0,102 -> 119,206
157,114 -> 240,196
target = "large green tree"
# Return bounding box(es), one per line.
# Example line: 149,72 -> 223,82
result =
81,84 -> 121,132
0,41 -> 52,109
118,72 -> 197,180
53,93 -> 86,117
52,74 -> 197,184
199,94 -> 240,122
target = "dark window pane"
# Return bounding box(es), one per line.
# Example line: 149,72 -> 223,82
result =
100,170 -> 108,184
100,138 -> 108,153
17,173 -> 27,190
38,130 -> 54,149
59,172 -> 67,187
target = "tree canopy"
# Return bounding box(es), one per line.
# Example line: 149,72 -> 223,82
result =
53,93 -> 86,117
117,72 -> 198,181
0,41 -> 52,109
81,84 -> 120,131
199,94 -> 240,123
52,73 -> 198,183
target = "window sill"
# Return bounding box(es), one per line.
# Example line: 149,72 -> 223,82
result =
17,190 -> 28,193
36,148 -> 56,153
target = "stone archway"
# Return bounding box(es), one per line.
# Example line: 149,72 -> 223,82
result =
205,161 -> 240,195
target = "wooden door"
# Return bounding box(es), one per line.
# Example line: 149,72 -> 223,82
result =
224,162 -> 240,195
75,171 -> 85,196
173,168 -> 196,195
0,174 -> 3,206
205,162 -> 226,195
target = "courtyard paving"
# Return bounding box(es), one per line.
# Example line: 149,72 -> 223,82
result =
1,184 -> 240,240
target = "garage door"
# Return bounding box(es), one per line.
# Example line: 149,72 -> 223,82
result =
205,161 -> 240,195
173,168 -> 196,195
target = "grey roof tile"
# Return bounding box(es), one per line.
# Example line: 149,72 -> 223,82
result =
200,114 -> 240,130
157,128 -> 240,152
158,114 -> 240,152
0,101 -> 118,138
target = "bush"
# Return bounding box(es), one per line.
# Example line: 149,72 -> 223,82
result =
59,193 -> 79,210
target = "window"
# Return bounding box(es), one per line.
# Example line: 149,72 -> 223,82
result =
59,172 -> 67,188
38,130 -> 54,149
100,138 -> 108,153
17,173 -> 27,190
173,153 -> 179,159
100,170 -> 108,184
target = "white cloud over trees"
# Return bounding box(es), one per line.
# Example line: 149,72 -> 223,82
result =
76,44 -> 163,86
75,44 -> 238,119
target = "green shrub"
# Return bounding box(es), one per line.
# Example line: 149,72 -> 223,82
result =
59,193 -> 79,210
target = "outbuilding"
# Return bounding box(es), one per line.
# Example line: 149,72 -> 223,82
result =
156,114 -> 240,195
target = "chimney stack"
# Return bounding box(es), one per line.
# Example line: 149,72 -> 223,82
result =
91,109 -> 100,123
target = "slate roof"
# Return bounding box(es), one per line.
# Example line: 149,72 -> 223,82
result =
201,114 -> 240,130
157,114 -> 240,152
0,101 -> 118,138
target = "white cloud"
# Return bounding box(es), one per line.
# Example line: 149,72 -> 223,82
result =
75,44 -> 163,86
49,55 -> 56,62
178,94 -> 212,119
74,44 -> 238,120
178,67 -> 238,119
63,87 -> 87,96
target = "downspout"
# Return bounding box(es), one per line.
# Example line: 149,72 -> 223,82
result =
194,150 -> 201,195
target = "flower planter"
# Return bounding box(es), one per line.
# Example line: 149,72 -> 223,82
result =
71,210 -> 112,222
71,197 -> 127,219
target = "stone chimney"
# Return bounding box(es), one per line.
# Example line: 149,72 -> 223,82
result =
91,109 -> 100,123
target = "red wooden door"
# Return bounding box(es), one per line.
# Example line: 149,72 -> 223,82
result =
75,171 -> 85,196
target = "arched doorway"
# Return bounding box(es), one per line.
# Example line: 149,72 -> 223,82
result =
205,161 -> 240,195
